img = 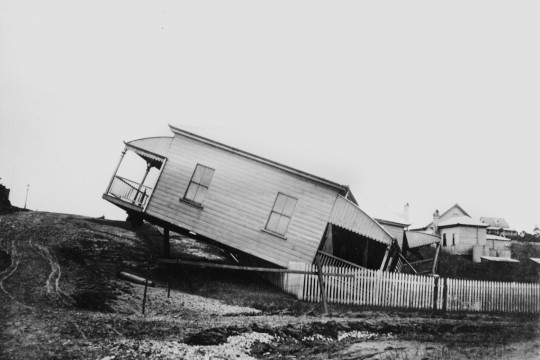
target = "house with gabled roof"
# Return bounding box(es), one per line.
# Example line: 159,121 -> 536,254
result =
410,203 -> 519,262
411,203 -> 470,234
103,125 -> 395,270
480,217 -> 519,238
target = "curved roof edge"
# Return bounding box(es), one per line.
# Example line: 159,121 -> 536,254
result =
125,136 -> 173,158
329,195 -> 395,246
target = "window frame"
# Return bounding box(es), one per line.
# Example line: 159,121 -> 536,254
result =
263,192 -> 298,238
182,164 -> 215,206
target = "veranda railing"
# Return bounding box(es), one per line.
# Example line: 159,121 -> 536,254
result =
107,176 -> 152,208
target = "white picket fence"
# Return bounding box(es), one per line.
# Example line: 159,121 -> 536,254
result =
277,263 -> 540,314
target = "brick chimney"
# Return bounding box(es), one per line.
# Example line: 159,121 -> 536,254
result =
433,210 -> 440,234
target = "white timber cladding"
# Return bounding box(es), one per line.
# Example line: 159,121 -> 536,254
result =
441,226 -> 487,255
328,196 -> 394,246
144,134 -> 339,267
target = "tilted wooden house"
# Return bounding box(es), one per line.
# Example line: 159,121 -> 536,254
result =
103,125 -> 395,270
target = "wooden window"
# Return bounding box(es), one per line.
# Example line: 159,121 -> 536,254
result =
442,234 -> 447,247
265,193 -> 297,236
452,234 -> 455,246
184,164 -> 214,204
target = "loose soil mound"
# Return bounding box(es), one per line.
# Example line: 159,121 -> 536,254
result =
1,211 -> 539,360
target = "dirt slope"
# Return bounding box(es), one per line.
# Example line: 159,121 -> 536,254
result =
1,211 -> 539,360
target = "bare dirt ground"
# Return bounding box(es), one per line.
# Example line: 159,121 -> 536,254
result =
1,210 -> 539,359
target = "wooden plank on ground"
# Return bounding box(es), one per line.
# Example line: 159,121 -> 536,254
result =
157,259 -> 354,277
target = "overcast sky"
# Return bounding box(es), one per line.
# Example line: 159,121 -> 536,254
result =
1,1 -> 538,232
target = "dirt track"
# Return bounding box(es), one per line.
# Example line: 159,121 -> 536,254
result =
1,211 -> 539,359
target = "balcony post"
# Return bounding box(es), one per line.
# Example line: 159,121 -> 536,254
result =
379,244 -> 391,271
106,149 -> 127,194
134,162 -> 152,205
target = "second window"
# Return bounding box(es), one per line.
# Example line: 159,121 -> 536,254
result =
184,164 -> 215,204
265,193 -> 297,236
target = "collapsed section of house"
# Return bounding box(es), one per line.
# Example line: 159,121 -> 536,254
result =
103,125 -> 395,271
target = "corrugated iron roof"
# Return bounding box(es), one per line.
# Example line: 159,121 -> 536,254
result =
438,216 -> 489,228
375,218 -> 407,249
126,137 -> 173,158
329,196 -> 394,246
486,234 -> 511,241
480,256 -> 519,263
404,231 -> 440,249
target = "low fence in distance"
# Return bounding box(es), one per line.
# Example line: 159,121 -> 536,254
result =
280,262 -> 540,314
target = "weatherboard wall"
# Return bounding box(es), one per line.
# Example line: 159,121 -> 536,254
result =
144,134 -> 339,268
440,226 -> 487,255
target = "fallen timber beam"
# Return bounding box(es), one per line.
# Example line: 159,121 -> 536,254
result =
398,254 -> 418,274
157,259 -> 355,277
119,271 -> 155,287
409,258 -> 435,266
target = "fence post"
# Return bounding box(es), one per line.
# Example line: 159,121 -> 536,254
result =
315,255 -> 329,315
433,275 -> 439,312
142,260 -> 150,314
442,277 -> 448,313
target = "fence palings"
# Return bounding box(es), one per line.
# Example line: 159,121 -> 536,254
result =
279,263 -> 540,314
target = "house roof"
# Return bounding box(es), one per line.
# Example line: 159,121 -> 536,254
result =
438,216 -> 489,228
486,234 -> 511,241
375,218 -> 407,248
169,125 -> 349,193
404,231 -> 441,249
125,136 -> 173,168
529,258 -> 540,265
480,256 -> 519,263
329,196 -> 395,246
480,217 -> 511,229
412,203 -> 471,231
375,218 -> 409,228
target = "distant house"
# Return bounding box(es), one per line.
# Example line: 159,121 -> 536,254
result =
410,203 -> 521,263
437,216 -> 489,261
413,204 -> 489,262
103,125 -> 395,270
412,203 -> 470,234
480,217 -> 519,238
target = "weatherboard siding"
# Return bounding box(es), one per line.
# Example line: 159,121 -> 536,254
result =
145,134 -> 339,267
441,226 -> 487,255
